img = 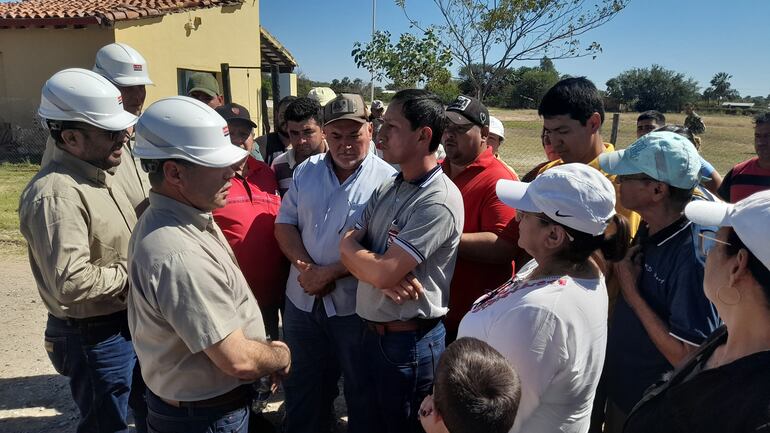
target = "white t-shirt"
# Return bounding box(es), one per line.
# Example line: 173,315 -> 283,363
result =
458,260 -> 608,433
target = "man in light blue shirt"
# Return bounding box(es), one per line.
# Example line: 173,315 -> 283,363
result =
275,93 -> 396,433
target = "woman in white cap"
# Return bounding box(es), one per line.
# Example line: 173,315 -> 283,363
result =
457,163 -> 630,433
624,190 -> 770,433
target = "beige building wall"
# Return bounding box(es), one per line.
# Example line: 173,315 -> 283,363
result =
114,0 -> 263,132
0,27 -> 114,128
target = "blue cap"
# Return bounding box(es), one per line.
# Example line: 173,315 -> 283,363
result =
598,131 -> 701,189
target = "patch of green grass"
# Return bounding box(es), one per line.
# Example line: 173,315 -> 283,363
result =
0,162 -> 38,255
492,109 -> 756,176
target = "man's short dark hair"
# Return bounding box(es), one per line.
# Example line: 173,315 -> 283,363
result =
755,112 -> 770,126
390,89 -> 445,153
433,337 -> 521,433
284,97 -> 323,125
666,185 -> 694,211
142,158 -> 194,188
538,77 -> 605,125
638,110 -> 666,126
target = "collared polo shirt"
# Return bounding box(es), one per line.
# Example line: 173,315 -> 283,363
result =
271,148 -> 299,197
442,147 -> 519,331
213,157 -> 287,308
19,146 -> 137,319
276,152 -> 397,317
354,165 -> 465,322
42,135 -> 150,209
605,217 -> 721,413
128,192 -> 266,402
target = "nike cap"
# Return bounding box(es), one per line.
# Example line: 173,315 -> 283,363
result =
496,163 -> 617,235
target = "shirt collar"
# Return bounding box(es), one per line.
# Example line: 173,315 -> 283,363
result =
395,164 -> 443,187
441,146 -> 497,175
148,191 -> 213,232
52,145 -> 116,187
639,216 -> 692,247
323,151 -> 373,185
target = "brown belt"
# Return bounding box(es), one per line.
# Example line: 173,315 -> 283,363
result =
366,318 -> 442,335
160,385 -> 252,409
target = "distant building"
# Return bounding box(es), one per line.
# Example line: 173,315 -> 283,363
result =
721,102 -> 755,109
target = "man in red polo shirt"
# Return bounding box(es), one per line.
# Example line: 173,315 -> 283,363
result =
441,95 -> 524,342
213,102 -> 288,341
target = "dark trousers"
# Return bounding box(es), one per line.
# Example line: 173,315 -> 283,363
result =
362,321 -> 446,433
145,390 -> 249,433
44,312 -> 147,433
282,299 -> 368,433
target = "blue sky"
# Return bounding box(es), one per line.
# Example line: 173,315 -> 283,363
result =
261,0 -> 770,97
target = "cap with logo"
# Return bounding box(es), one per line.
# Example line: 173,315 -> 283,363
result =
598,131 -> 701,189
324,93 -> 369,126
186,72 -> 221,97
496,163 -> 616,235
215,103 -> 257,129
307,87 -> 337,107
92,43 -> 153,87
445,95 -> 490,127
38,68 -> 138,131
685,190 -> 770,272
134,96 -> 247,168
489,116 -> 504,139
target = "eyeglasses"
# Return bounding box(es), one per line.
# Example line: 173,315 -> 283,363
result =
698,232 -> 731,257
516,210 -> 575,241
615,174 -> 657,184
70,127 -> 127,142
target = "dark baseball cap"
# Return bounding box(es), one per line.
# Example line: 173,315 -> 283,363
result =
324,93 -> 369,126
215,103 -> 257,128
445,95 -> 489,127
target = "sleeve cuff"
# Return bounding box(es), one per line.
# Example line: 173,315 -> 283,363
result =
393,237 -> 425,264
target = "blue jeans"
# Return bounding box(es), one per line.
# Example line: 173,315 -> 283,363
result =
282,299 -> 368,433
44,312 -> 147,433
145,390 -> 249,433
362,320 -> 445,433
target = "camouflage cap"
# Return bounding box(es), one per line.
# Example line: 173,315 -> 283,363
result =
323,93 -> 369,126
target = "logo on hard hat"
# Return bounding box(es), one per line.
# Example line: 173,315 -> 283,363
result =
117,95 -> 123,106
223,126 -> 230,137
133,64 -> 143,71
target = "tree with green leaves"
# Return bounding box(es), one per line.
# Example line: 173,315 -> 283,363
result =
703,72 -> 740,104
396,0 -> 628,101
606,65 -> 700,112
352,28 -> 452,90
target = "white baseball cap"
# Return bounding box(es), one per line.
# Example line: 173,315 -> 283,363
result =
307,87 -> 337,107
489,116 -> 504,139
496,163 -> 617,235
685,190 -> 770,271
134,96 -> 247,168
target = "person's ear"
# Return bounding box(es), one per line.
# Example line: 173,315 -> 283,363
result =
543,225 -> 569,249
588,112 -> 602,134
417,126 -> 434,153
728,248 -> 752,287
163,161 -> 186,188
481,125 -> 489,144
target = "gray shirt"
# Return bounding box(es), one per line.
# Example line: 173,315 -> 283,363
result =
276,152 -> 396,317
128,192 -> 266,401
354,166 -> 464,321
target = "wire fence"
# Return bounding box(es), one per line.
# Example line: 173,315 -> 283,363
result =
0,107 -> 48,164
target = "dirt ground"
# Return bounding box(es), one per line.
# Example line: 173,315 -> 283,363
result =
0,254 -> 346,433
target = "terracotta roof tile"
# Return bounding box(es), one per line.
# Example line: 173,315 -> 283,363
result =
0,0 -> 243,27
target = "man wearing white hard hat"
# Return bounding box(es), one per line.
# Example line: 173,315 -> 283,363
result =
458,163 -> 631,433
599,131 -> 721,431
41,42 -> 154,210
127,96 -> 291,432
19,68 -> 145,433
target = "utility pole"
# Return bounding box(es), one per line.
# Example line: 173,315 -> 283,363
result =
370,0 -> 376,104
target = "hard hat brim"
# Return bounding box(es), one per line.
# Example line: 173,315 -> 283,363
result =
111,76 -> 154,87
98,110 -> 139,131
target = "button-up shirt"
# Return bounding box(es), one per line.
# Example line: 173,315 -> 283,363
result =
276,152 -> 396,317
19,145 -> 137,319
128,192 -> 266,401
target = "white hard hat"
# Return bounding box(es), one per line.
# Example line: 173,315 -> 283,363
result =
489,116 -> 504,139
38,68 -> 138,131
134,96 -> 248,168
93,43 -> 153,86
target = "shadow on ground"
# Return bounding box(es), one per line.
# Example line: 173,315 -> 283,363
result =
0,374 -> 78,433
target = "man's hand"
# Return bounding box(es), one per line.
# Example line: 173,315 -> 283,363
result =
615,245 -> 643,301
296,260 -> 335,297
381,273 -> 423,305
